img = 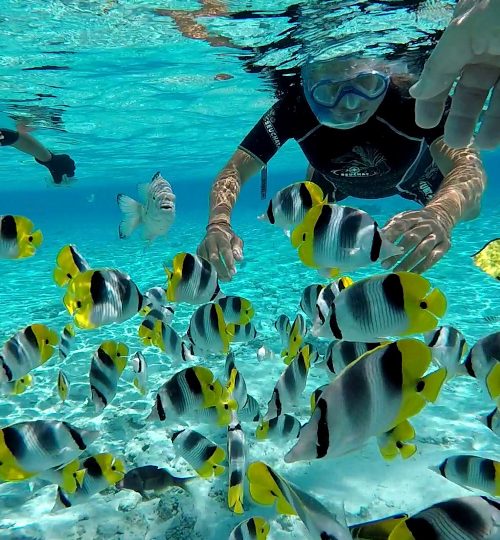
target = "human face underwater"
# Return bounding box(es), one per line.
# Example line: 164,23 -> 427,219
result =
302,57 -> 390,129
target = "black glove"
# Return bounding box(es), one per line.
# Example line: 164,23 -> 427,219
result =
36,152 -> 76,184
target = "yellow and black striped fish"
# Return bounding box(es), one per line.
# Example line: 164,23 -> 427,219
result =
216,295 -> 255,325
54,453 -> 125,509
59,324 -> 76,361
64,269 -> 143,330
141,320 -> 195,365
186,302 -> 233,355
324,340 -> 382,376
388,496 -> 499,539
285,340 -> 446,463
256,413 -> 301,441
433,455 -> 500,497
281,314 -> 307,363
0,420 -> 99,481
38,459 -> 86,494
472,238 -> 500,280
227,416 -> 246,514
265,344 -> 315,420
291,202 -> 401,277
314,272 -> 446,342
132,351 -> 148,395
165,252 -> 221,304
463,331 -> 500,403
171,428 -> 225,478
229,517 -> 270,540
0,324 -> 58,382
0,374 -> 34,396
89,341 -> 128,412
260,181 -> 325,232
57,369 -> 70,403
0,215 -> 43,259
53,244 -> 90,287
147,366 -> 226,422
247,461 -> 351,539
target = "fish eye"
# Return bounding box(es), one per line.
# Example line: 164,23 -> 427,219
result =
66,273 -> 72,279
224,404 -> 229,409
45,339 -> 49,345
73,472 -> 77,478
209,384 -> 214,391
28,235 -> 33,242
396,441 -> 403,449
420,301 -> 427,309
302,233 -> 306,241
416,380 -> 425,392
117,353 -> 121,357
76,300 -> 82,308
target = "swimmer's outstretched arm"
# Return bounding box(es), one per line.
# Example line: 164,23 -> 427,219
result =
0,128 -> 76,184
0,128 -> 51,161
198,148 -> 262,280
382,139 -> 486,273
426,137 -> 487,226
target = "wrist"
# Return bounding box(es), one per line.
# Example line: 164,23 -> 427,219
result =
35,150 -> 53,164
424,204 -> 456,232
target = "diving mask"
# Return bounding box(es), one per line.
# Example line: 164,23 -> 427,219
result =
310,71 -> 390,108
302,59 -> 390,129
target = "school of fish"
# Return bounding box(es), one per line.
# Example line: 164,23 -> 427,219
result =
0,178 -> 499,540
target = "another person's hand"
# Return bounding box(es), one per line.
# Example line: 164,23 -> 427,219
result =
197,222 -> 244,281
410,0 -> 500,149
36,152 -> 76,184
380,208 -> 452,273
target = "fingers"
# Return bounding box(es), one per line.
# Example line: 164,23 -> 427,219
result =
205,236 -> 231,282
475,72 -> 500,148
219,245 -> 236,280
381,216 -> 411,244
382,223 -> 434,270
443,63 -> 500,148
412,245 -> 447,274
413,88 -> 451,130
231,235 -> 244,261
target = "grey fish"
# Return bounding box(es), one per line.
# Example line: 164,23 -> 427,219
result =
117,171 -> 175,242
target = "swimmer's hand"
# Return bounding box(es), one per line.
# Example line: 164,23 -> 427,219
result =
380,208 -> 452,274
197,222 -> 244,282
411,0 -> 500,149
36,152 -> 76,185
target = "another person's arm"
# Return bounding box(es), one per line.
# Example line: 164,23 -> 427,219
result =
411,0 -> 500,148
0,128 -> 76,184
198,93 -> 297,280
197,149 -> 262,280
382,138 -> 486,273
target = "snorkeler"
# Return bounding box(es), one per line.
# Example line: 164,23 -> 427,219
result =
413,0 -> 500,149
198,52 -> 487,281
0,128 -> 76,185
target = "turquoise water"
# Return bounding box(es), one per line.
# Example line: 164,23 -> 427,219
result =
1,1 -> 500,539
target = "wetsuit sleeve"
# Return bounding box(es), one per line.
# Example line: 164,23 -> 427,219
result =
0,129 -> 19,146
239,96 -> 298,164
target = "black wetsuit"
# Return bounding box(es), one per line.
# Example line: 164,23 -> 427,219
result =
239,80 -> 448,205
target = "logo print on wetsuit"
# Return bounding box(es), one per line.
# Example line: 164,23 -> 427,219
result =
330,145 -> 390,178
263,110 -> 281,149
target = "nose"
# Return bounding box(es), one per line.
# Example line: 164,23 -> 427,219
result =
343,94 -> 362,111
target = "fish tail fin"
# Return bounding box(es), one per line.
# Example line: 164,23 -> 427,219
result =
117,194 -> 142,239
485,363 -> 500,401
377,420 -> 416,461
30,229 -> 43,248
246,461 -> 296,515
228,483 -> 244,514
419,368 -> 447,403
